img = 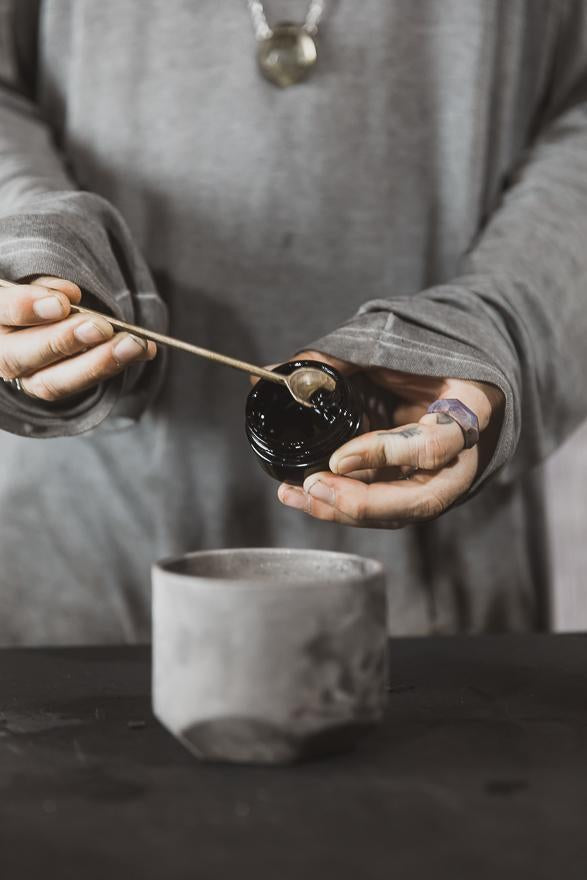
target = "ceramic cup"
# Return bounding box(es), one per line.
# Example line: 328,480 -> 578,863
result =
152,548 -> 387,765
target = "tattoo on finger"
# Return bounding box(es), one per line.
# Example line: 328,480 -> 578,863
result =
377,426 -> 422,439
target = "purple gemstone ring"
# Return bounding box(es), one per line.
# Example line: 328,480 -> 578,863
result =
426,398 -> 480,449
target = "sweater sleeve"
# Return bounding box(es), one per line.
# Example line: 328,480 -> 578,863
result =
309,0 -> 587,492
0,1 -> 167,438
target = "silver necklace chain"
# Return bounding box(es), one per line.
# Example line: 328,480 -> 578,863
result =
245,1 -> 326,41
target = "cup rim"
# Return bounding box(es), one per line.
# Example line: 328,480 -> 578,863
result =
152,547 -> 384,587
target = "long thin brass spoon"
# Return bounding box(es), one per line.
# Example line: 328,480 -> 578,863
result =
0,278 -> 335,407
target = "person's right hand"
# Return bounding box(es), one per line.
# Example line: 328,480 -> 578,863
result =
0,276 -> 157,401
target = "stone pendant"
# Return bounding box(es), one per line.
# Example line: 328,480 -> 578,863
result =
257,23 -> 318,88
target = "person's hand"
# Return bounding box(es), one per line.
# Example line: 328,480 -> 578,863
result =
277,350 -> 504,528
0,276 -> 156,401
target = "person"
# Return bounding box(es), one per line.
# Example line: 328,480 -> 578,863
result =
0,0 -> 586,645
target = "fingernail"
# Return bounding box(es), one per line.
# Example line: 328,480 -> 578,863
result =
113,334 -> 147,364
278,485 -> 307,511
332,454 -> 363,474
305,477 -> 335,505
32,296 -> 65,320
74,320 -> 110,344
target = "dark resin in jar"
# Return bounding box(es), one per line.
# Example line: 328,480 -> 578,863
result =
246,360 -> 363,485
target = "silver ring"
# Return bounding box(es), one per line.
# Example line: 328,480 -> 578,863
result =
2,377 -> 25,393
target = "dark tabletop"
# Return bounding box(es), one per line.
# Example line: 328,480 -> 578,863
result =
1,635 -> 586,880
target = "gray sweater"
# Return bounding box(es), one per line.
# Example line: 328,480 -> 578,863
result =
0,0 -> 586,644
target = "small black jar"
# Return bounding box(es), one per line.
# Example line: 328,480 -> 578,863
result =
245,360 -> 363,485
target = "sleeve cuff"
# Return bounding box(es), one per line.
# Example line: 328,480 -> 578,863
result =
0,191 -> 168,438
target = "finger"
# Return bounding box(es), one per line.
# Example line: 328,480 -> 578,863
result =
342,465 -> 415,484
20,332 -> 157,402
278,480 -> 403,528
329,416 -> 465,475
28,276 -> 83,303
0,314 -> 114,380
278,451 -> 476,526
0,282 -> 79,328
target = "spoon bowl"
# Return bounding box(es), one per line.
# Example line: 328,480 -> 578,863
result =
286,366 -> 337,407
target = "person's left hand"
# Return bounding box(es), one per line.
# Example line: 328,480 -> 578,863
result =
277,350 -> 504,528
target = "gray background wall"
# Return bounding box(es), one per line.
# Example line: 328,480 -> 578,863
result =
546,422 -> 587,631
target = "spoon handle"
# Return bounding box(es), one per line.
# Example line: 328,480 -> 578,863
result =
0,277 -> 286,387
70,304 -> 285,384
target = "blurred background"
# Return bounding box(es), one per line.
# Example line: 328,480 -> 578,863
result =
547,422 -> 587,630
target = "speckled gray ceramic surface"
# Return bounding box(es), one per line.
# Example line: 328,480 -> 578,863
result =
152,548 -> 387,764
